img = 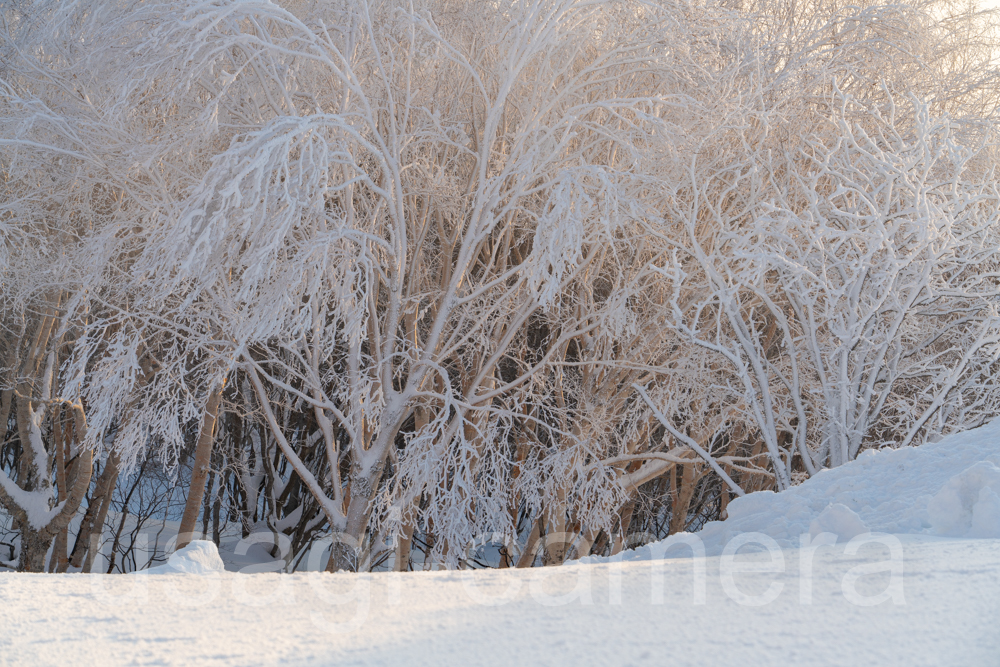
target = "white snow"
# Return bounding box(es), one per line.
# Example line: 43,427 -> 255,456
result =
0,538 -> 997,666
808,503 -> 869,542
145,541 -> 226,575
1,421 -> 999,666
928,461 -> 1000,538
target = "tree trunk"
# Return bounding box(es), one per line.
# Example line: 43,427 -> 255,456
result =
49,407 -> 68,573
392,408 -> 426,573
611,499 -> 637,556
19,526 -> 52,573
177,383 -> 223,549
326,498 -> 367,573
11,407 -> 94,572
393,522 -> 416,572
669,462 -> 698,535
70,451 -> 120,571
516,516 -> 542,568
201,468 -> 215,542
82,483 -> 116,574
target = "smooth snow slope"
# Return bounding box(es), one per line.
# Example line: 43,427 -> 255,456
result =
1,422 -> 999,666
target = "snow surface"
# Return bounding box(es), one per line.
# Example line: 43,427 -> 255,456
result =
146,541 -> 227,575
928,461 -> 1000,538
0,537 -> 997,666
808,503 -> 868,542
1,421 -> 999,666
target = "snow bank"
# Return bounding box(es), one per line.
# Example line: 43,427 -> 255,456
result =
928,461 -> 1000,538
588,419 -> 1000,562
145,540 -> 225,575
808,503 -> 868,542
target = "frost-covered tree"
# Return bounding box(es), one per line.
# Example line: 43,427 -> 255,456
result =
0,0 -> 212,569
2,0 -> 999,571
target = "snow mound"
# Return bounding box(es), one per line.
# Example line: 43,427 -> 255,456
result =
808,503 -> 868,542
583,419 -> 1000,563
928,461 -> 1000,538
145,540 -> 225,575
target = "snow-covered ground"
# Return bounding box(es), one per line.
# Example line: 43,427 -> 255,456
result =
1,537 -> 997,666
2,422 -> 999,666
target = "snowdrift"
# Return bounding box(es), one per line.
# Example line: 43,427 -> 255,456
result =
144,540 -> 226,575
586,418 -> 1000,563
